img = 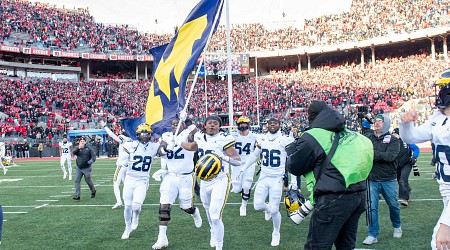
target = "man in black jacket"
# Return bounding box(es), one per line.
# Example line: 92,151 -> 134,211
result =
72,137 -> 97,200
363,114 -> 401,245
287,100 -> 374,250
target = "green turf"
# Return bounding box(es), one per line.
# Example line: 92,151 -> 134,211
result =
0,153 -> 443,249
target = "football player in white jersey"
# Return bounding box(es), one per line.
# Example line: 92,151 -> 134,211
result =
399,69 -> 450,250
0,140 -> 7,175
240,118 -> 294,247
230,116 -> 258,216
118,123 -> 160,240
59,136 -> 73,180
100,120 -> 134,209
193,116 -> 241,250
151,118 -> 202,250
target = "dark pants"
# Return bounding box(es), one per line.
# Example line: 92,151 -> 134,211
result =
39,151 -> 42,158
304,192 -> 366,250
397,163 -> 412,200
74,167 -> 95,197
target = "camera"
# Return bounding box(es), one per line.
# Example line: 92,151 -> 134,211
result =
288,200 -> 314,225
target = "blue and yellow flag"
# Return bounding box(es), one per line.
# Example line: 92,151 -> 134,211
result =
122,0 -> 224,139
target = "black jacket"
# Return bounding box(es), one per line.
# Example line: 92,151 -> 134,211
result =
287,106 -> 367,197
397,138 -> 411,167
366,132 -> 400,181
72,146 -> 96,169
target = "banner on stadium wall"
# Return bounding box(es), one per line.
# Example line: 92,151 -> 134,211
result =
0,45 -> 20,53
81,53 -> 108,60
136,55 -> 154,61
53,51 -> 79,58
23,48 -> 50,56
110,54 -> 134,61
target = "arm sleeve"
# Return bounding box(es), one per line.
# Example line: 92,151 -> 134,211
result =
373,137 -> 400,162
241,147 -> 261,171
72,146 -> 80,156
440,203 -> 450,226
104,126 -> 121,143
90,148 -> 97,162
117,146 -> 130,167
409,144 -> 420,158
398,118 -> 433,144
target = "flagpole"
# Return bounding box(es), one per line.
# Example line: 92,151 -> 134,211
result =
255,56 -> 260,127
205,60 -> 208,118
225,0 -> 233,132
174,0 -> 224,136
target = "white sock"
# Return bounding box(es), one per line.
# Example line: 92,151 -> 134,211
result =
1,163 -> 6,174
272,211 -> 281,234
67,163 -> 72,175
159,225 -> 167,237
113,181 -> 122,204
211,219 -> 224,248
60,165 -> 66,174
124,205 -> 132,229
241,199 -> 248,206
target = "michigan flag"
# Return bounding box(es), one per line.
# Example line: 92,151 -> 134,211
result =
122,0 -> 224,139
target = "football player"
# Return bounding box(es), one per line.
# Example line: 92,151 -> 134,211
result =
230,116 -> 258,216
118,123 -> 160,240
399,68 -> 450,250
193,116 -> 241,250
100,120 -> 133,209
240,118 -> 294,246
0,140 -> 7,175
58,135 -> 73,180
151,118 -> 201,249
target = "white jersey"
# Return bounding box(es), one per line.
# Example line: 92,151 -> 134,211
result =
59,142 -> 72,157
194,131 -> 236,176
120,140 -> 159,180
160,129 -> 195,174
255,131 -> 294,177
0,142 -> 5,157
399,111 -> 450,196
231,130 -> 258,163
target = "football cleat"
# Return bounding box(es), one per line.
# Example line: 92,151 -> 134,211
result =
69,175 -> 72,180
112,203 -> 123,210
3,169 -> 7,175
152,235 -> 169,249
271,232 -> 280,246
121,229 -> 132,240
191,207 -> 202,228
240,205 -> 247,217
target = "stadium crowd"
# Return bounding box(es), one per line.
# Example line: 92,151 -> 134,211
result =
1,0 -> 448,53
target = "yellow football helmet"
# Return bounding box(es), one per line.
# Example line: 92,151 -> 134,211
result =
136,123 -> 152,143
195,153 -> 222,181
434,68 -> 450,108
284,188 -> 305,213
237,116 -> 250,124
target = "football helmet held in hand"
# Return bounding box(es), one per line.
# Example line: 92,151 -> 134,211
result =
195,153 -> 222,181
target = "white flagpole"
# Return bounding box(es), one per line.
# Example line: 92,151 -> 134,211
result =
226,0 -> 233,132
205,59 -> 208,118
174,0 -> 224,136
255,56 -> 260,127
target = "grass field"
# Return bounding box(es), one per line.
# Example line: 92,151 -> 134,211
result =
0,152 -> 443,250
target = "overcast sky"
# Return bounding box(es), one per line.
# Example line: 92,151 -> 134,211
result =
30,0 -> 352,34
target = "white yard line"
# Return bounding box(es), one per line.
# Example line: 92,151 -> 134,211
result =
35,204 -> 49,209
36,200 -> 59,202
4,212 -> 28,214
50,195 -> 71,198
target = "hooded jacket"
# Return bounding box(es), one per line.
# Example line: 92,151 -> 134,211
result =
366,114 -> 400,180
287,102 -> 373,198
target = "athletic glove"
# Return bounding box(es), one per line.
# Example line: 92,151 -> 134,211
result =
87,159 -> 94,165
410,156 -> 417,166
413,165 -> 420,176
283,173 -> 289,188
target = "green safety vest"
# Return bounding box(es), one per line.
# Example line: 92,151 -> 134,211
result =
303,128 -> 373,204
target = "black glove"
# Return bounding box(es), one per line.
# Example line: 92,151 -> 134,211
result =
410,156 -> 417,166
87,159 -> 94,165
283,173 -> 289,188
413,165 -> 420,176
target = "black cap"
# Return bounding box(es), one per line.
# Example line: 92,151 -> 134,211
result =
268,117 -> 280,123
80,136 -> 86,141
205,116 -> 222,126
308,100 -> 327,124
393,128 -> 399,134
